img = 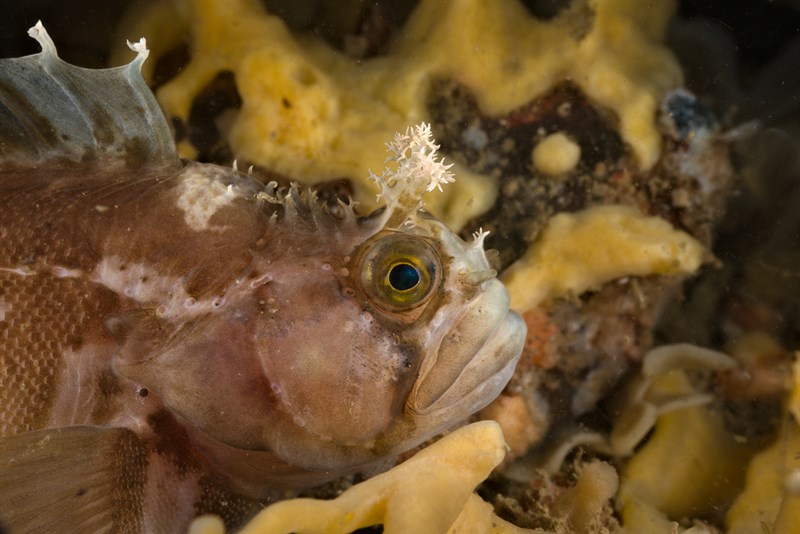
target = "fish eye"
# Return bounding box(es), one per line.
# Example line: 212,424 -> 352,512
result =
357,233 -> 442,313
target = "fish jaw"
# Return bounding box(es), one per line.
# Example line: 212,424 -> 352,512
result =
401,216 -> 526,417
409,279 -> 526,417
364,280 -> 524,458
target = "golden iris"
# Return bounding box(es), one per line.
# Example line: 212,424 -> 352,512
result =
357,233 -> 441,312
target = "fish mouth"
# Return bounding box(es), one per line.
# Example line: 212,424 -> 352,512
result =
409,279 -> 526,418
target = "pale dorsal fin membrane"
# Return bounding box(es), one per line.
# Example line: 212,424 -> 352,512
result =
0,22 -> 179,170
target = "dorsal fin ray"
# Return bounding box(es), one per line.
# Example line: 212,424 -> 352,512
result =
0,21 -> 179,170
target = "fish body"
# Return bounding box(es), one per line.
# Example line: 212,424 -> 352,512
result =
0,25 -> 525,531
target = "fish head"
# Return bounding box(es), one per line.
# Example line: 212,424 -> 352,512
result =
106,123 -> 526,493
252,211 -> 526,468
111,192 -> 524,490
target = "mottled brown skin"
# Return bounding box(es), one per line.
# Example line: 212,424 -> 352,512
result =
0,161 -> 524,531
0,166 -> 270,528
0,164 -> 368,527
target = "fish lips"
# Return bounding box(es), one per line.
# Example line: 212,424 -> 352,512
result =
408,279 -> 526,418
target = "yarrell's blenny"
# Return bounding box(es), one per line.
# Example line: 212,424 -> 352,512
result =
0,24 -> 524,532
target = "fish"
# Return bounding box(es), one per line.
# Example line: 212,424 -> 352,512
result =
0,23 -> 525,532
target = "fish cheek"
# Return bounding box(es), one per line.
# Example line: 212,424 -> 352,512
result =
256,287 -> 414,451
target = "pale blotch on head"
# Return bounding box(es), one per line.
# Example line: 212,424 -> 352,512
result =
531,132 -> 581,176
175,166 -> 242,231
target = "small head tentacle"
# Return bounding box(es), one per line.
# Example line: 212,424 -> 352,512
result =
256,181 -> 359,234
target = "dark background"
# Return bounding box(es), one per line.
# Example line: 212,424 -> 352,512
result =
1,0 -> 798,73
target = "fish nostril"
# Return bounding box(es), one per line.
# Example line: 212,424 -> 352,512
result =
138,387 -> 149,398
461,269 -> 497,286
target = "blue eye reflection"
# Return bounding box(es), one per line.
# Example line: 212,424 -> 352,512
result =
388,263 -> 420,291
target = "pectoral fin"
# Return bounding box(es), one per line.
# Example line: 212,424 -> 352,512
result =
0,426 -> 147,532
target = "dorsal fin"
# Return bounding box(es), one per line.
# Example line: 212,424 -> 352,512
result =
0,22 -> 179,170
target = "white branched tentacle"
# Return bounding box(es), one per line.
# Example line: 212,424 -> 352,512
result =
369,122 -> 455,227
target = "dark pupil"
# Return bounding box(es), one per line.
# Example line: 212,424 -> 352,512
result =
388,263 -> 420,291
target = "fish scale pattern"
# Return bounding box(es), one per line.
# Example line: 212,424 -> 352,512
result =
0,173 -> 109,436
0,273 -> 93,435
